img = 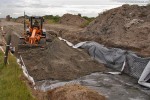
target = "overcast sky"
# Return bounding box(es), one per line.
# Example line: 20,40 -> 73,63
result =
0,0 -> 149,18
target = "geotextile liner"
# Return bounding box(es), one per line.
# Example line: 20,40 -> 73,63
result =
20,38 -> 105,81
76,41 -> 150,87
47,84 -> 106,100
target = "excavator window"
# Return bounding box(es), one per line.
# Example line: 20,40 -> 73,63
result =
30,17 -> 44,29
34,20 -> 39,26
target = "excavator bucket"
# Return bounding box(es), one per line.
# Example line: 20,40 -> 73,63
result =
18,38 -> 46,53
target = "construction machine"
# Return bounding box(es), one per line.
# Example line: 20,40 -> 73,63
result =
19,15 -> 46,49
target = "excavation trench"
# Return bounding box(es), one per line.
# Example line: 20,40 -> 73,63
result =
1,5 -> 150,99
10,32 -> 150,100
1,23 -> 150,100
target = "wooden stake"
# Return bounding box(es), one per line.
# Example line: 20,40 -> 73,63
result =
4,34 -> 11,65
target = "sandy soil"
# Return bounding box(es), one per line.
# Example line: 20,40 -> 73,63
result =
47,84 -> 106,100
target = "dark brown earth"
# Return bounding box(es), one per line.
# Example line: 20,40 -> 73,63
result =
47,84 -> 106,100
20,38 -> 105,81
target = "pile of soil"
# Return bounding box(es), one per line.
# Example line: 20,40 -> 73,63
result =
80,4 -> 150,56
15,18 -> 24,23
59,14 -> 88,27
21,38 -> 105,81
47,84 -> 106,100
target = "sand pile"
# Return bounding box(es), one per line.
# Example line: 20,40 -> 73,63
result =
21,38 -> 105,81
80,4 -> 150,56
47,84 -> 106,100
59,14 -> 88,27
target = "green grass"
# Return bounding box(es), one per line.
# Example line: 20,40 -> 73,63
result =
43,15 -> 60,24
80,21 -> 91,28
0,51 -> 35,100
45,19 -> 57,24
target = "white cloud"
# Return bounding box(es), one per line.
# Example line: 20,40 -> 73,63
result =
0,0 -> 148,18
13,13 -> 22,15
113,0 -> 149,3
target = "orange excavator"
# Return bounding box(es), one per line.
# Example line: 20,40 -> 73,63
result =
19,15 -> 46,48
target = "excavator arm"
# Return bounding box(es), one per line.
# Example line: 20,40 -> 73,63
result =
29,28 -> 41,44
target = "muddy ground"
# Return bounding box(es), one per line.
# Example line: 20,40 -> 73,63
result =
0,19 -> 150,100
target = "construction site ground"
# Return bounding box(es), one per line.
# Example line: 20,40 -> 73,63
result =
0,19 -> 150,100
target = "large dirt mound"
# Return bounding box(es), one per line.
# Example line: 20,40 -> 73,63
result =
59,14 -> 88,27
47,84 -> 106,100
83,4 -> 150,56
21,38 -> 105,81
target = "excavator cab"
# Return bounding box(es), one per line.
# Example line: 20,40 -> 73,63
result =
29,16 -> 44,30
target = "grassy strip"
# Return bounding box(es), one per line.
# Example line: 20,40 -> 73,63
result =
0,51 -> 35,100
